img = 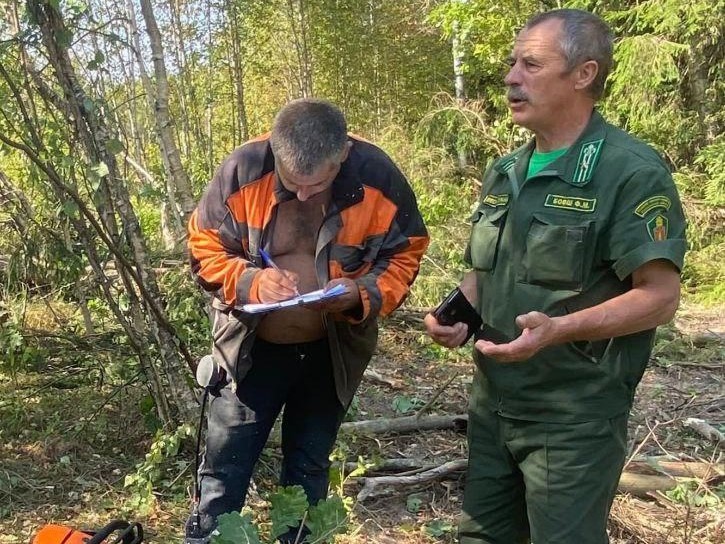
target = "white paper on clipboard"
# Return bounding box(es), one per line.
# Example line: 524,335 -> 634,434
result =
241,284 -> 348,314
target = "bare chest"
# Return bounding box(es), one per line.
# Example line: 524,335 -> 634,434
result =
270,197 -> 327,257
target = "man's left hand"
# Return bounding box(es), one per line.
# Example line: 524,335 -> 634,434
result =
474,311 -> 557,362
305,278 -> 362,314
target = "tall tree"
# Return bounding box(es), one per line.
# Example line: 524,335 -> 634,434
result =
4,0 -> 197,424
137,0 -> 196,245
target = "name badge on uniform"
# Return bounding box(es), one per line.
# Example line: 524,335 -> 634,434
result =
482,194 -> 510,208
544,194 -> 597,213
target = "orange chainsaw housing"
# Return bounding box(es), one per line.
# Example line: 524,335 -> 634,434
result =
32,524 -> 92,544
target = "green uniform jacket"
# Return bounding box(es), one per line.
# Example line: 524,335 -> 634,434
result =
467,111 -> 687,422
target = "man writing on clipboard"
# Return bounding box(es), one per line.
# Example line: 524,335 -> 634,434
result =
185,98 -> 428,543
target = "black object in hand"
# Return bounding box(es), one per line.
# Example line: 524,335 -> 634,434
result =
476,324 -> 512,345
433,287 -> 483,345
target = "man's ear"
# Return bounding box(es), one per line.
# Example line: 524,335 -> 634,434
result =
574,60 -> 599,91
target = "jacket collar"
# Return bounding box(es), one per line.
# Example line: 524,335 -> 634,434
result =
494,110 -> 608,187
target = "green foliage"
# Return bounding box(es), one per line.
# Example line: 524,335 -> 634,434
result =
123,423 -> 193,513
665,479 -> 724,508
392,394 -> 425,415
682,242 -> 725,306
406,493 -> 424,513
328,442 -> 373,511
212,512 -> 261,544
132,196 -> 163,252
305,495 -> 347,543
692,139 -> 725,206
269,486 -> 309,539
0,315 -> 31,376
211,486 -> 347,543
651,323 -> 723,367
424,518 -> 455,538
157,268 -> 209,354
605,33 -> 692,150
428,0 -> 538,96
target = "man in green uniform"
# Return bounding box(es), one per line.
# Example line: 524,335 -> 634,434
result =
425,9 -> 686,544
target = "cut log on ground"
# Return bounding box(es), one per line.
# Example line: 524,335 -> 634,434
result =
340,414 -> 468,435
617,472 -> 678,498
625,458 -> 725,480
353,457 -> 725,502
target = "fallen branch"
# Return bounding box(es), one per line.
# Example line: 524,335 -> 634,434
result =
683,418 -> 725,442
626,458 -> 724,481
340,413 -> 468,435
353,456 -> 724,502
363,368 -> 404,389
342,458 -> 433,476
414,371 -> 460,419
665,360 -> 724,370
356,459 -> 467,501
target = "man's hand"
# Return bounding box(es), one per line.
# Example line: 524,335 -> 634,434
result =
257,268 -> 300,303
424,313 -> 470,348
475,311 -> 557,362
305,278 -> 361,313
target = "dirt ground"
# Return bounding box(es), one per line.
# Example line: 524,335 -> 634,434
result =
0,302 -> 722,543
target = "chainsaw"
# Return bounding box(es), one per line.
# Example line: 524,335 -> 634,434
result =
32,520 -> 143,544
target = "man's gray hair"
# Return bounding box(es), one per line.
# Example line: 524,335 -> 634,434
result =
525,9 -> 614,100
270,98 -> 348,175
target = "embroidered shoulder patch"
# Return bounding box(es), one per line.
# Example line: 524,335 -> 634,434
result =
572,139 -> 603,185
482,193 -> 510,207
646,214 -> 669,241
544,194 -> 597,213
635,195 -> 671,217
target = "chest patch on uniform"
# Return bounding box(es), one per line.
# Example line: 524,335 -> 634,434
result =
482,193 -> 510,207
647,213 -> 669,241
572,139 -> 603,185
634,195 -> 671,217
544,194 -> 597,213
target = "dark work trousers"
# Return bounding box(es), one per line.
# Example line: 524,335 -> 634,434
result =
459,405 -> 629,544
187,337 -> 346,539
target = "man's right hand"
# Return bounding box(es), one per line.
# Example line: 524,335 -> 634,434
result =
424,313 -> 469,348
257,268 -> 300,302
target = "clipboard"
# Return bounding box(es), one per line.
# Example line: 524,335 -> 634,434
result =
242,284 -> 348,314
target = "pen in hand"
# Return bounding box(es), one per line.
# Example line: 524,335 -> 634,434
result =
259,248 -> 300,296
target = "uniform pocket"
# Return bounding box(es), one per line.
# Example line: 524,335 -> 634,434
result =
469,207 -> 508,271
520,213 -> 592,291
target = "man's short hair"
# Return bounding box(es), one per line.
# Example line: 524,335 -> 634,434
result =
270,98 -> 348,175
525,9 -> 614,100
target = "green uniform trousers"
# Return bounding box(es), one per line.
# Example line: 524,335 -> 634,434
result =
459,407 -> 628,544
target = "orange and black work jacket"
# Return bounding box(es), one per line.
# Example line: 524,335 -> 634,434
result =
188,134 -> 429,406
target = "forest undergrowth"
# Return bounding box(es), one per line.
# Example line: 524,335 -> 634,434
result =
0,298 -> 722,543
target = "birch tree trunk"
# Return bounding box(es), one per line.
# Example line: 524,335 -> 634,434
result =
286,0 -> 313,97
125,0 -> 183,250
452,19 -> 467,170
225,0 -> 249,144
25,0 -> 196,424
137,0 -> 196,240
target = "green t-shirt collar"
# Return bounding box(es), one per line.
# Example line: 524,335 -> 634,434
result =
494,110 -> 608,187
527,147 -> 569,178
